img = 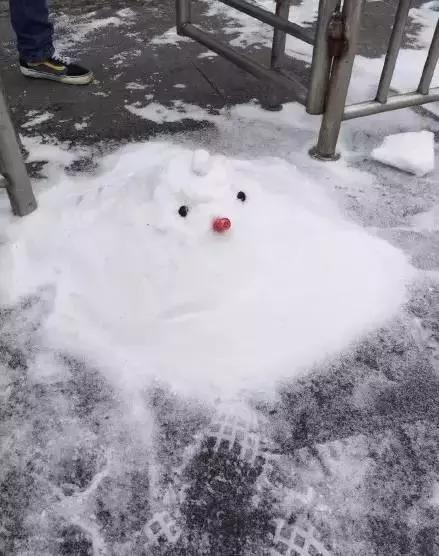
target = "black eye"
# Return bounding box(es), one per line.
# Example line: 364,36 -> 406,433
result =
237,191 -> 246,202
178,205 -> 189,217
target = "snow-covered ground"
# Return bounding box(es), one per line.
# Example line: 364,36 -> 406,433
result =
2,1 -> 439,555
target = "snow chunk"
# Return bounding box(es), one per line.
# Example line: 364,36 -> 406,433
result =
191,149 -> 212,176
371,131 -> 435,176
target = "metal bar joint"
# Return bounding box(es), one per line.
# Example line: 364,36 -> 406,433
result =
327,12 -> 347,58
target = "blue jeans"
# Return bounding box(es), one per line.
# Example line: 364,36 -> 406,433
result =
9,0 -> 54,62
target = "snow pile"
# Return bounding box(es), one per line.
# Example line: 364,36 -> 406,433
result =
0,142 -> 413,398
372,131 -> 435,176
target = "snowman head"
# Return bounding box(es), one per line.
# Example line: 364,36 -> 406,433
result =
147,148 -> 258,241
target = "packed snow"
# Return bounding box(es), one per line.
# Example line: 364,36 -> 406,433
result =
0,142 -> 412,399
372,131 -> 435,176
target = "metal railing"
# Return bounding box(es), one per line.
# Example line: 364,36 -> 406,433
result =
0,72 -> 36,216
176,0 -> 439,159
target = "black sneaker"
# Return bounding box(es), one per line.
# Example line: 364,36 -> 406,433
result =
20,57 -> 93,85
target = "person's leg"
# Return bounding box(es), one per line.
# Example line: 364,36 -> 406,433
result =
9,0 -> 54,62
9,0 -> 93,85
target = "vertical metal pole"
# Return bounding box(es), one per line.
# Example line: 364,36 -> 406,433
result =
266,0 -> 290,110
307,0 -> 340,114
310,0 -> 364,160
418,19 -> 439,95
0,75 -> 37,216
176,0 -> 192,33
376,0 -> 412,104
271,0 -> 290,70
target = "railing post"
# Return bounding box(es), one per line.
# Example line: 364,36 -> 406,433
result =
0,74 -> 37,216
376,0 -> 412,104
418,18 -> 439,95
271,0 -> 290,70
265,0 -> 291,110
310,0 -> 364,160
307,0 -> 341,115
176,0 -> 192,33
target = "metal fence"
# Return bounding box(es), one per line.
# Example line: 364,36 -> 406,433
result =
0,72 -> 37,216
176,0 -> 439,159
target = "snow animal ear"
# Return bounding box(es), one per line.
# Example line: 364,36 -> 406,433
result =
191,149 -> 212,176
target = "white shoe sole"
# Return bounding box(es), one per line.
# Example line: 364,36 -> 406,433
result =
20,66 -> 94,85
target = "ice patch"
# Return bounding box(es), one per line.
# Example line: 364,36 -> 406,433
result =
0,142 -> 413,399
371,131 -> 435,176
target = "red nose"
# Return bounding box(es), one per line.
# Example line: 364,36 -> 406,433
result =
212,217 -> 232,233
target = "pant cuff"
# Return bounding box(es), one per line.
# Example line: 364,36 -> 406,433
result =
19,44 -> 55,63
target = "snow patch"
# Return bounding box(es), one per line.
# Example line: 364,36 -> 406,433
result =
21,135 -> 80,168
126,82 -> 148,90
22,111 -> 54,129
199,0 -> 315,62
407,1 -> 439,49
150,27 -> 191,46
412,203 -> 439,231
111,49 -> 142,67
55,10 -> 136,54
74,121 -> 89,131
125,101 -> 216,123
197,51 -> 219,59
